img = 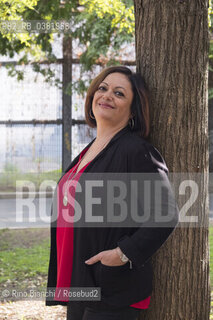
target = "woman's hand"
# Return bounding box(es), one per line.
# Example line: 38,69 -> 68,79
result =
85,247 -> 127,267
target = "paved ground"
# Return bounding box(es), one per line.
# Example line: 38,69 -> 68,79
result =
0,300 -> 66,320
0,196 -> 52,229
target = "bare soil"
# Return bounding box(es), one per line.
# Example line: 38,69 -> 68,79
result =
0,228 -> 50,250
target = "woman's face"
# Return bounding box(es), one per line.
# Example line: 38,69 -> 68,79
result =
92,72 -> 134,128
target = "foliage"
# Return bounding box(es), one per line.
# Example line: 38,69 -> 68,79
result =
0,0 -> 39,46
0,169 -> 61,193
0,0 -> 135,94
3,162 -> 20,174
209,0 -> 213,30
80,0 -> 134,33
74,2 -> 134,70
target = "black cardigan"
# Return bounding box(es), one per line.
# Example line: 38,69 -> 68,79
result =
46,125 -> 179,308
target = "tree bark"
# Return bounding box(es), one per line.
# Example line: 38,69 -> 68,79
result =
62,36 -> 72,173
134,1 -> 210,319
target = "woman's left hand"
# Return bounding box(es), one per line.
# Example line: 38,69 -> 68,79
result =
85,248 -> 127,266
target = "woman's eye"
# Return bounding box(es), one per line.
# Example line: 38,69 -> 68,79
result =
115,91 -> 124,97
98,86 -> 106,91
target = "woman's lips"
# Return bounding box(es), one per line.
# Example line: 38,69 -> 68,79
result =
98,103 -> 114,109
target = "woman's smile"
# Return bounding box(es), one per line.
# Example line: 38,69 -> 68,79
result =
98,102 -> 115,109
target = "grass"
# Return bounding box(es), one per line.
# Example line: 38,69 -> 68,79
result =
0,169 -> 61,192
0,228 -> 50,300
0,240 -> 49,284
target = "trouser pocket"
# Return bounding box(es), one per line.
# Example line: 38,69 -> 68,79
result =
98,262 -> 131,296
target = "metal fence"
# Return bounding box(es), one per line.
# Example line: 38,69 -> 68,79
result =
0,35 -> 136,192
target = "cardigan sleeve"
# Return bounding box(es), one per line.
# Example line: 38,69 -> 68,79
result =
117,141 -> 179,269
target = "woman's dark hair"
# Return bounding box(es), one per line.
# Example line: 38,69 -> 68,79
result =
85,65 -> 150,138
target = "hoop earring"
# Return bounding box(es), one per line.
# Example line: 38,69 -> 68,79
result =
89,108 -> 95,120
129,117 -> 134,129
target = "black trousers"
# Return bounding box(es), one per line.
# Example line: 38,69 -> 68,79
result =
67,301 -> 141,320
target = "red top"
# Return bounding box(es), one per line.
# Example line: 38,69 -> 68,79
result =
55,147 -> 151,309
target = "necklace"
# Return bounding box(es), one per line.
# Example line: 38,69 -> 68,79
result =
63,156 -> 85,206
62,136 -> 112,207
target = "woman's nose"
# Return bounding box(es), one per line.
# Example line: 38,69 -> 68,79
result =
102,89 -> 113,99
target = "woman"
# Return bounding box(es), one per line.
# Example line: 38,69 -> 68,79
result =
46,66 -> 179,320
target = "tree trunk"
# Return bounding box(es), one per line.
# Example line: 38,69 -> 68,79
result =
62,36 -> 72,173
134,1 -> 210,319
